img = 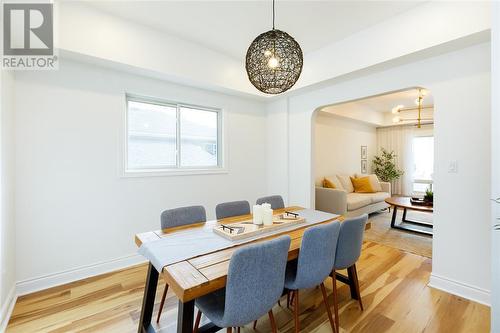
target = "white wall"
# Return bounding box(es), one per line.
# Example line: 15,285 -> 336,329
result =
266,99 -> 289,205
298,1 -> 490,90
55,2 -> 490,96
13,59 -> 268,291
269,42 -> 491,305
0,70 -> 16,329
314,112 -> 377,183
491,3 -> 500,330
57,2 -> 255,96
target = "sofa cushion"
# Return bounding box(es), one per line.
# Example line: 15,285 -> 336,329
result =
369,192 -> 390,204
337,174 -> 354,193
355,174 -> 383,192
351,176 -> 376,193
323,176 -> 343,190
346,193 -> 372,211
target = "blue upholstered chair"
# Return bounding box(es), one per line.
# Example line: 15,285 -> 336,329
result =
157,205 -> 207,323
285,222 -> 341,333
256,195 -> 285,210
330,214 -> 367,330
216,200 -> 251,219
194,236 -> 291,333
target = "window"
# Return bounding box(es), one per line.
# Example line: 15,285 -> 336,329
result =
125,96 -> 222,174
412,136 -> 434,193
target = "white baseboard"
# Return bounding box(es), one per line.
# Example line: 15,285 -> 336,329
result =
16,253 -> 146,297
429,273 -> 491,306
0,286 -> 17,333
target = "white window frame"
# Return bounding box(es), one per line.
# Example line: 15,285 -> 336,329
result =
411,134 -> 434,194
122,94 -> 226,177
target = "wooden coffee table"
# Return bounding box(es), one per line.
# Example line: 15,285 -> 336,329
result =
385,196 -> 433,236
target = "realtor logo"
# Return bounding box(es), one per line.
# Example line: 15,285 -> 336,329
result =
2,3 -> 57,69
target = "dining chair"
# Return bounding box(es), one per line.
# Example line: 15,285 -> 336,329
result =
284,222 -> 341,333
156,205 -> 207,323
194,235 -> 291,333
216,200 -> 251,219
256,195 -> 285,210
330,214 -> 368,330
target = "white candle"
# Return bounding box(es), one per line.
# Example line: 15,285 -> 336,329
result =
253,205 -> 263,225
263,208 -> 273,226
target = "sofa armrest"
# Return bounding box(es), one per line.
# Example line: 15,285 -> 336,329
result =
380,181 -> 391,195
315,187 -> 347,216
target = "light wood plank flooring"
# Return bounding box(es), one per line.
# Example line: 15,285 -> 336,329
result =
6,241 -> 489,333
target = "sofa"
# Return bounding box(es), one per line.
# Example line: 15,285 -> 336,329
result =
315,174 -> 391,217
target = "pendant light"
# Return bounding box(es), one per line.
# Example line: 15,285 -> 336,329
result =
245,0 -> 303,94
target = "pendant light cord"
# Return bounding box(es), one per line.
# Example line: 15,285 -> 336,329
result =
272,0 -> 275,30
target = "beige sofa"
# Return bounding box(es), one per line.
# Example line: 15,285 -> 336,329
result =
315,174 -> 391,217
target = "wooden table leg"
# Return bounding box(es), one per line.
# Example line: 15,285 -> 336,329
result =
177,299 -> 195,333
138,262 -> 159,333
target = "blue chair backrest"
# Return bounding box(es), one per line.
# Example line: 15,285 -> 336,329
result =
334,214 -> 368,270
223,236 -> 291,326
256,195 -> 285,210
294,222 -> 341,289
216,200 -> 250,219
160,205 -> 206,229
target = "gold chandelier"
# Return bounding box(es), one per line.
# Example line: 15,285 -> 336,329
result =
392,89 -> 433,128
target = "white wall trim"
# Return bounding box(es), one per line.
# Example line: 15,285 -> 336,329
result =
16,254 -> 145,297
429,273 -> 491,306
0,286 -> 17,332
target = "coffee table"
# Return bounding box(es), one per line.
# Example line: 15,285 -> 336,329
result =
385,196 -> 433,236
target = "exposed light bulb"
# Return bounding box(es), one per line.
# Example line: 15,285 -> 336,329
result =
264,50 -> 272,57
415,98 -> 420,105
393,116 -> 401,123
420,89 -> 428,96
268,56 -> 279,69
391,104 -> 404,114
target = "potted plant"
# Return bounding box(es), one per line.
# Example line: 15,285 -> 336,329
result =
372,148 -> 404,182
424,187 -> 434,205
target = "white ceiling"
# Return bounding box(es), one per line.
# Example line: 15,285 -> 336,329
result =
86,1 -> 424,60
324,88 -> 435,114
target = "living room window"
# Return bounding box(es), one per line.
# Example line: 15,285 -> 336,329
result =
412,136 -> 434,193
125,95 -> 223,176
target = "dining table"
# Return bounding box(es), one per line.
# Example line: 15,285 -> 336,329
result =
134,206 -> 342,333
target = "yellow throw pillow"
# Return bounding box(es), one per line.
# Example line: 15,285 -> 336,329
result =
351,176 -> 375,193
323,178 -> 336,189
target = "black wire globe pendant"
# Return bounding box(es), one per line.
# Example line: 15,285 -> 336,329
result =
246,29 -> 303,94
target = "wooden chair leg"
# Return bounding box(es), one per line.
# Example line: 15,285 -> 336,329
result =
331,270 -> 339,331
293,290 -> 300,333
237,327 -> 241,333
320,283 -> 336,333
352,264 -> 364,311
253,320 -> 257,329
227,328 -> 232,333
156,283 -> 169,323
287,291 -> 291,309
193,310 -> 202,333
269,310 -> 277,333
347,266 -> 357,300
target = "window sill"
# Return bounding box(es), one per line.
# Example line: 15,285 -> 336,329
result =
121,168 -> 228,178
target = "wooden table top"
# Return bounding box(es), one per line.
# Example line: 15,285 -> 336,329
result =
135,206 -> 341,302
385,196 -> 433,212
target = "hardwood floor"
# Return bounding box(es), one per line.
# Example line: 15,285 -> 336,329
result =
6,241 -> 489,333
